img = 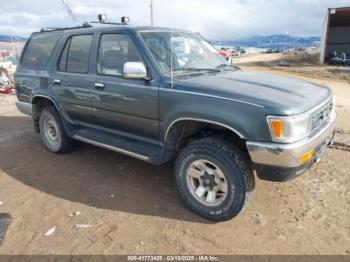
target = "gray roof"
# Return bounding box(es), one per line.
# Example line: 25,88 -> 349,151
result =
33,24 -> 191,36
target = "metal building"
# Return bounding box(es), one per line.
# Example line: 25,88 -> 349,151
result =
320,6 -> 350,64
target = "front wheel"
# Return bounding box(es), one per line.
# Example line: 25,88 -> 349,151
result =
175,137 -> 255,221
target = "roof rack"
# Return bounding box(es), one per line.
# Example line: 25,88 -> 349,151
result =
36,15 -> 129,34
39,22 -> 92,33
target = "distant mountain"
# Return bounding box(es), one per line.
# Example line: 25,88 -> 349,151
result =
0,34 -> 27,42
213,34 -> 320,49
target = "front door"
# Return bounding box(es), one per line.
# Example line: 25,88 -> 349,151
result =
90,33 -> 159,141
51,34 -> 94,124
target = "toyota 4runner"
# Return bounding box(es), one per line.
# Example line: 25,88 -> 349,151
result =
15,23 -> 336,221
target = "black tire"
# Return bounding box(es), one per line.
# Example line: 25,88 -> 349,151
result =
38,106 -> 74,153
175,137 -> 255,221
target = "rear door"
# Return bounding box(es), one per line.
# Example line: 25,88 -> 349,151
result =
51,34 -> 94,124
90,33 -> 159,141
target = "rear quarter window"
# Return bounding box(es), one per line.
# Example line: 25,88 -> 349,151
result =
21,34 -> 61,69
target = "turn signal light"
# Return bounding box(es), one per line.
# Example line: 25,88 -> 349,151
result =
271,120 -> 283,138
299,150 -> 315,164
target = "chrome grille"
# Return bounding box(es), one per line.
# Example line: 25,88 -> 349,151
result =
311,100 -> 333,132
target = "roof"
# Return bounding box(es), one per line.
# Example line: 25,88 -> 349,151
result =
328,6 -> 350,27
32,24 -> 189,36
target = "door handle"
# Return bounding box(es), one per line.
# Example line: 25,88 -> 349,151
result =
94,83 -> 105,89
53,79 -> 61,85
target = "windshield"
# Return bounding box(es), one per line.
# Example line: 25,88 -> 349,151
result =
140,31 -> 228,75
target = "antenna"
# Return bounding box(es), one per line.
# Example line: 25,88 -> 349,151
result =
62,0 -> 77,23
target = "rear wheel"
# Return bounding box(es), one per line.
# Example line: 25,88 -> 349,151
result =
175,137 -> 255,221
39,106 -> 74,153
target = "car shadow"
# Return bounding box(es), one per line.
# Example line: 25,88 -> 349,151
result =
0,116 -> 211,224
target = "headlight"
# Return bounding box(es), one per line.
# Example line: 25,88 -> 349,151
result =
267,114 -> 311,143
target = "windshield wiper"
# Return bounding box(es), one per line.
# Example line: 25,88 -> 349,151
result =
215,64 -> 241,71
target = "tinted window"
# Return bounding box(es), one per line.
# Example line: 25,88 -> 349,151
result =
97,34 -> 143,76
59,35 -> 93,73
21,34 -> 61,69
58,38 -> 70,71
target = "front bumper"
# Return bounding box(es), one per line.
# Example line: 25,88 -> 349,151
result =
246,111 -> 336,181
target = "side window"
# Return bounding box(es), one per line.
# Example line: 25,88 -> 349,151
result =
58,38 -> 70,71
97,34 -> 143,76
21,34 -> 61,69
58,34 -> 93,74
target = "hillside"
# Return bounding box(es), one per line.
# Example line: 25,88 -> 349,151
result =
0,34 -> 27,42
213,34 -> 320,49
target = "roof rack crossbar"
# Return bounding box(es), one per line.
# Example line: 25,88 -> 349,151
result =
38,22 -> 92,33
90,21 -> 123,25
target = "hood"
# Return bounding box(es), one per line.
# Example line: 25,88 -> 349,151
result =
174,70 -> 332,115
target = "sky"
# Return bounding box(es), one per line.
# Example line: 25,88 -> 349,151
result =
0,0 -> 349,40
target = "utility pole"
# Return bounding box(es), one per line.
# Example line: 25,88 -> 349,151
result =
150,0 -> 154,26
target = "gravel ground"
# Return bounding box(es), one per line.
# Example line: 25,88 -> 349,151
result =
0,66 -> 349,255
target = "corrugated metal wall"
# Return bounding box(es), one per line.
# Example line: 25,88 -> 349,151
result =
321,8 -> 350,63
327,43 -> 350,53
326,27 -> 350,54
328,26 -> 350,42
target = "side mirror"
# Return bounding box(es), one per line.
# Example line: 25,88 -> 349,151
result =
123,62 -> 148,79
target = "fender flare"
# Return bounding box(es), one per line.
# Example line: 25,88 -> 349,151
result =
31,94 -> 76,135
31,94 -> 74,123
163,117 -> 245,142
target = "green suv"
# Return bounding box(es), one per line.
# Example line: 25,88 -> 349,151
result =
15,24 -> 336,221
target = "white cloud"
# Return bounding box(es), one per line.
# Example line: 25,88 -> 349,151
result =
0,0 -> 349,39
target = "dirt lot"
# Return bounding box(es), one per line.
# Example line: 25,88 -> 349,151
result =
235,52 -> 350,82
0,59 -> 350,255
